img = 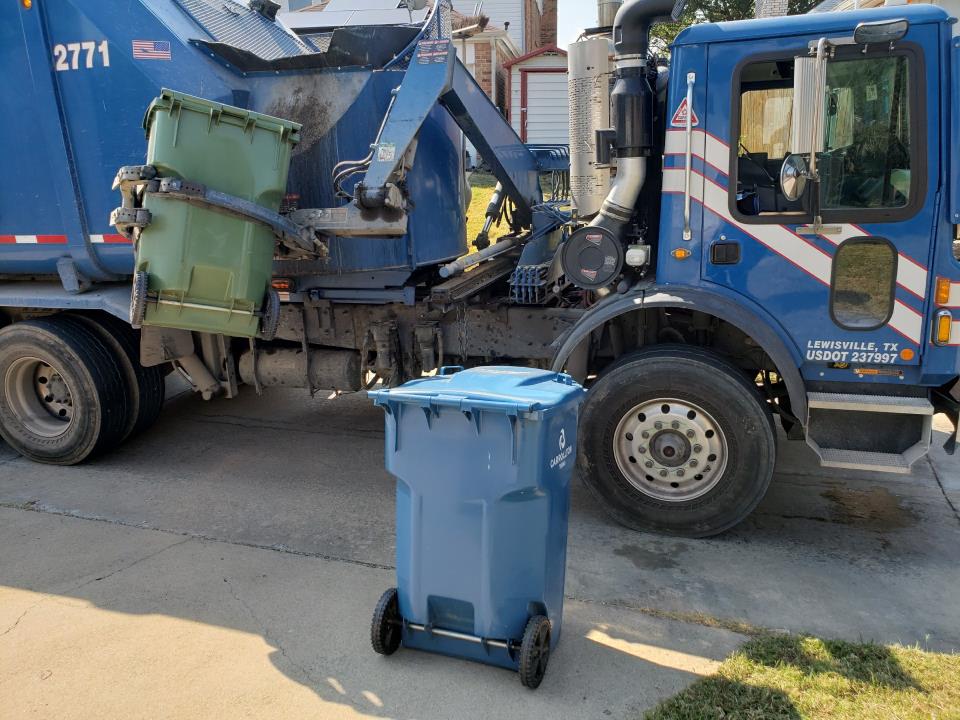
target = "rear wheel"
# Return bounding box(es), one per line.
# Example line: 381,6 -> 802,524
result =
518,615 -> 551,689
66,313 -> 165,440
371,587 -> 402,656
0,318 -> 130,464
578,345 -> 776,537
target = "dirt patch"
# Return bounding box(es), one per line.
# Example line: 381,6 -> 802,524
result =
266,85 -> 332,154
820,486 -> 918,532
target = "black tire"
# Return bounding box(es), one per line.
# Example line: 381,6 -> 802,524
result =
0,318 -> 131,465
371,588 -> 402,656
66,313 -> 165,440
259,288 -> 280,341
518,615 -> 551,690
130,270 -> 148,328
578,345 -> 776,538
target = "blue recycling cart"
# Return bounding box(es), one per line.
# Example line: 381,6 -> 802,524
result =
368,366 -> 585,689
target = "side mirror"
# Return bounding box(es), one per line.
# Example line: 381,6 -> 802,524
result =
854,19 -> 909,46
780,154 -> 809,202
790,57 -> 824,157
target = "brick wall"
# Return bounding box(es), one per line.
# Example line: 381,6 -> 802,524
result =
474,41 -> 494,98
755,0 -> 789,16
524,0 -> 543,52
540,0 -> 558,47
495,44 -> 511,114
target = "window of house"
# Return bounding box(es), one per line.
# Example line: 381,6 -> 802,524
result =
740,88 -> 794,163
831,238 -> 897,330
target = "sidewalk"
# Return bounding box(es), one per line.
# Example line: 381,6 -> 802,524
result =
0,506 -> 745,720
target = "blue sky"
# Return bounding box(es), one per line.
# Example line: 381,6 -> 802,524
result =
557,0 -> 600,47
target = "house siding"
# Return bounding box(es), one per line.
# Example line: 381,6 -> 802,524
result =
510,53 -> 569,144
481,0 -> 526,51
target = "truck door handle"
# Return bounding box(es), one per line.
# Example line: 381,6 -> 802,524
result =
683,72 -> 696,242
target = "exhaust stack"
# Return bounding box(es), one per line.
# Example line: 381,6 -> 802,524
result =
562,0 -> 687,291
598,0 -> 623,27
613,0 -> 687,58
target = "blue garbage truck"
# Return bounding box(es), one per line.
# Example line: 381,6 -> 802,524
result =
2,0 -> 959,537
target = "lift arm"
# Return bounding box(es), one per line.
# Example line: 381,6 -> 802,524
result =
356,39 -> 542,227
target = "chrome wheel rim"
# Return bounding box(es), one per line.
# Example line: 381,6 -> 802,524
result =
614,398 -> 727,502
4,357 -> 74,438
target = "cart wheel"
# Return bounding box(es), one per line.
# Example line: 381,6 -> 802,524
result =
130,271 -> 148,328
519,615 -> 551,689
371,588 -> 402,656
259,287 -> 280,341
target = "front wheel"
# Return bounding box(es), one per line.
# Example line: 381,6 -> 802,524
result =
577,345 -> 776,538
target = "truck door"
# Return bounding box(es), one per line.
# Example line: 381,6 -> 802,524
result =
697,24 -> 939,378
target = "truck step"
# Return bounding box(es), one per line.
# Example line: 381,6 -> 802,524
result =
816,448 -> 913,474
806,392 -> 933,415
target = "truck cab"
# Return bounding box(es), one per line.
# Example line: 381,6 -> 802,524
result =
564,3 -> 960,536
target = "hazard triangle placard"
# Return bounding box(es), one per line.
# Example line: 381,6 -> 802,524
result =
670,98 -> 699,128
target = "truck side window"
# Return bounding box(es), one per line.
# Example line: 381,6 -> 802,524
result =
819,56 -> 911,211
830,238 -> 897,330
733,59 -> 806,220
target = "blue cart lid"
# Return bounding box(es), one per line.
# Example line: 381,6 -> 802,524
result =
369,366 -> 584,416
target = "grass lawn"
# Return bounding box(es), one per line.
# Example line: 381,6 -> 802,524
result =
645,634 -> 960,720
466,171 -> 510,249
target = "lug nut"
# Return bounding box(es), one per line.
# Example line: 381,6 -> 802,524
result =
659,470 -> 668,477
693,444 -> 703,453
676,469 -> 685,477
654,421 -> 663,430
645,460 -> 654,468
641,431 -> 650,439
686,430 -> 695,438
690,459 -> 698,467
638,447 -> 647,454
671,421 -> 680,429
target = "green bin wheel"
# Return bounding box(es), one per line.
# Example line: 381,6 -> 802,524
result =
371,587 -> 402,656
130,271 -> 148,329
259,288 -> 280,342
519,615 -> 551,689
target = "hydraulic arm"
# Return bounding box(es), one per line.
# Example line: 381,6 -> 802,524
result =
353,40 -> 543,228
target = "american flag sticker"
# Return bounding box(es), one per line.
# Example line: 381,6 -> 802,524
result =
132,40 -> 171,60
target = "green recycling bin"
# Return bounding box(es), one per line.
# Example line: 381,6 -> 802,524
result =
135,89 -> 301,338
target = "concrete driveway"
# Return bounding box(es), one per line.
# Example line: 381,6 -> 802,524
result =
1,385 -> 958,719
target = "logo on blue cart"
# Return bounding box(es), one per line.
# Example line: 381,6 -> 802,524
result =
550,428 -> 572,470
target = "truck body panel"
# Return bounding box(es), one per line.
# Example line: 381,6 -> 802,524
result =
659,7 -> 956,389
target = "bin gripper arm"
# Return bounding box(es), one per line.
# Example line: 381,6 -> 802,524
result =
110,165 -> 323,257
356,40 -> 542,228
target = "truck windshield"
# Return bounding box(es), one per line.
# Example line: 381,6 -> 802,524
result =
819,55 -> 911,210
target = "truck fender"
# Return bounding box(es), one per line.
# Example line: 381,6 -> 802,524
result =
550,285 -> 808,419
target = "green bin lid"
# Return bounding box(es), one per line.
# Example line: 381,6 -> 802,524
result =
143,88 -> 302,143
